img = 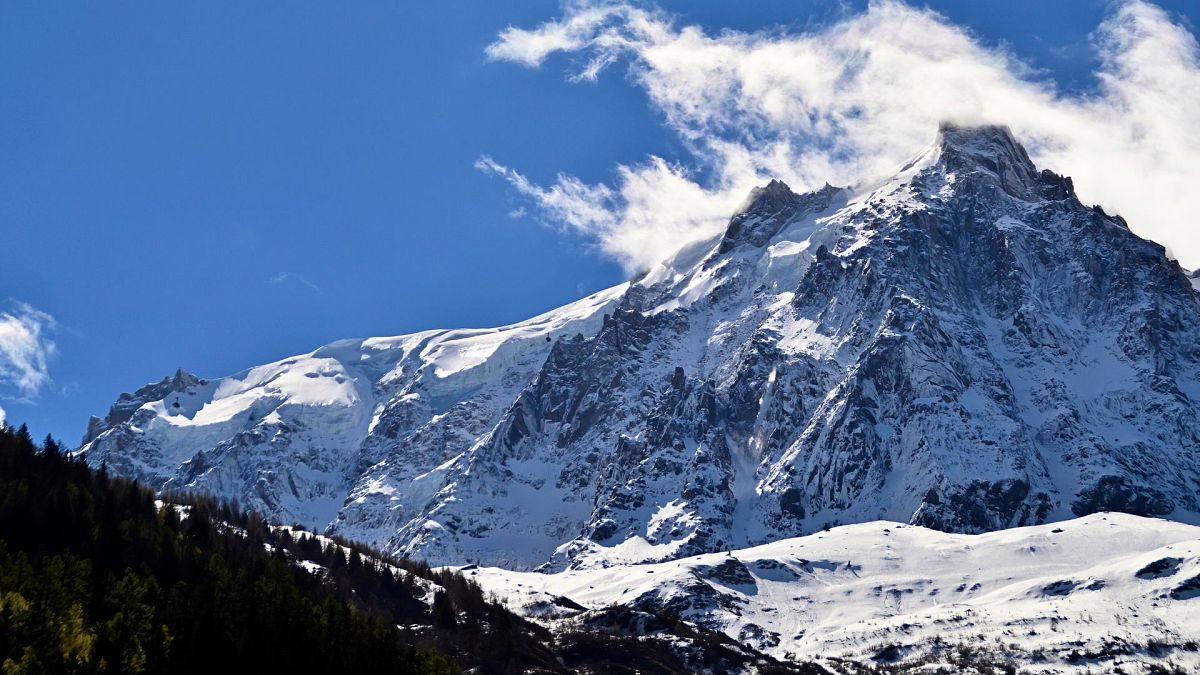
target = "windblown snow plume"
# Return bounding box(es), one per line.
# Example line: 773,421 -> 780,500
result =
483,0 -> 1200,270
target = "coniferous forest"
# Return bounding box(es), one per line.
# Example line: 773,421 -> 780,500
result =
0,422 -> 459,674
0,422 -> 823,675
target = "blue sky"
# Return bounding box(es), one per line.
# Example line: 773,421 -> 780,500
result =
3,0 -> 1199,443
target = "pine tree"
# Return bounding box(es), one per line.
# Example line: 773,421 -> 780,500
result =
432,591 -> 457,630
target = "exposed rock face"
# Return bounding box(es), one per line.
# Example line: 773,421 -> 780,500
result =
79,124 -> 1200,569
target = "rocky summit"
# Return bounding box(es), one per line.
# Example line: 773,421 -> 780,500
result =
79,123 -> 1200,570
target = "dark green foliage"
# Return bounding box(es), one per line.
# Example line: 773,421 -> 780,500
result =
0,423 -> 456,674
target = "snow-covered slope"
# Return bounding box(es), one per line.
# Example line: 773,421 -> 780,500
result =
466,513 -> 1200,673
80,123 -> 1200,572
80,286 -> 626,531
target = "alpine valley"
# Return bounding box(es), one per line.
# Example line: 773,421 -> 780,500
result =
78,124 -> 1200,672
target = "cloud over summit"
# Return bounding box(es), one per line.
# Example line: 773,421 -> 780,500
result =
483,0 -> 1200,271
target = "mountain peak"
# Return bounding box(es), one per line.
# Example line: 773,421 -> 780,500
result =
81,368 -> 205,446
935,121 -> 1035,169
719,181 -> 842,254
936,120 -> 1021,147
735,178 -> 798,215
931,122 -> 1076,201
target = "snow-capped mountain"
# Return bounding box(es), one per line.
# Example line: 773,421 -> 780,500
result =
79,123 -> 1200,571
466,513 -> 1200,673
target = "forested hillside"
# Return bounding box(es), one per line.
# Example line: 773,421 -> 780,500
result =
0,422 -> 458,673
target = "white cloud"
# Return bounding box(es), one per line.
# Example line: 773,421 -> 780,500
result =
0,302 -> 56,402
268,272 -> 320,291
477,154 -> 730,265
484,0 -> 1200,270
485,4 -> 642,71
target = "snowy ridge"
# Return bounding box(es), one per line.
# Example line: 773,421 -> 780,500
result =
466,513 -> 1200,673
79,284 -> 626,531
81,124 -> 1200,575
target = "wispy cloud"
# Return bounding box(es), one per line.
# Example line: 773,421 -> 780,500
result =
484,0 -> 1200,270
0,302 -> 57,404
268,272 -> 320,291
